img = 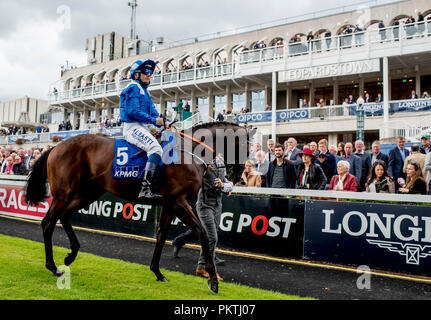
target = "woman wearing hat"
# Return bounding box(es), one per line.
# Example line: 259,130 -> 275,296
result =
120,59 -> 164,199
295,148 -> 327,190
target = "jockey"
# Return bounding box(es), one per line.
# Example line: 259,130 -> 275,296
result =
120,59 -> 164,200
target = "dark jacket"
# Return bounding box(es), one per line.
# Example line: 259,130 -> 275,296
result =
373,152 -> 389,166
265,158 -> 296,189
388,146 -> 410,182
407,178 -> 427,195
314,150 -> 336,183
12,162 -> 27,175
295,162 -> 327,190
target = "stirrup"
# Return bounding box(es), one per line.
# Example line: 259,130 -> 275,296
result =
138,180 -> 161,199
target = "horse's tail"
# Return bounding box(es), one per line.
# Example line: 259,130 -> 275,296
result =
25,148 -> 54,206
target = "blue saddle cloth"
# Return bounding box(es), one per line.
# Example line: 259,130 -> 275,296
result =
111,131 -> 178,179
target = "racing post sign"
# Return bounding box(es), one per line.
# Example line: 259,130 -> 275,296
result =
304,200 -> 431,277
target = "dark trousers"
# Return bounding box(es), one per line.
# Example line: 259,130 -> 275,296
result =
173,229 -> 195,248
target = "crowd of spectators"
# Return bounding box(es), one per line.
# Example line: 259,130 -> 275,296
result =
239,134 -> 431,195
0,146 -> 47,175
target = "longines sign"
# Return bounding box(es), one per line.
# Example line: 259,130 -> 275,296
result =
304,200 -> 431,276
279,59 -> 380,82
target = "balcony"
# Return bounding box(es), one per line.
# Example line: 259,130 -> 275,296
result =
49,21 -> 431,106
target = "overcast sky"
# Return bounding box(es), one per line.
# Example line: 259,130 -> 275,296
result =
0,0 -> 380,102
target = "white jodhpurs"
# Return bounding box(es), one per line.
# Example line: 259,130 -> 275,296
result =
123,122 -> 163,158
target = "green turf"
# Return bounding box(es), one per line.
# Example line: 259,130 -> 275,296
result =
0,234 -> 314,300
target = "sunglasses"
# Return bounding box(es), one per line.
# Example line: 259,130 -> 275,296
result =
142,69 -> 153,76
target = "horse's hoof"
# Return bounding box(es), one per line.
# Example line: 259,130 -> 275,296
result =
208,279 -> 219,294
157,277 -> 168,282
64,253 -> 75,266
53,269 -> 63,277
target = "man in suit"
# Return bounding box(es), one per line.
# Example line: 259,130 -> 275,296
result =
354,140 -> 372,192
375,93 -> 383,103
338,142 -> 361,186
409,90 -> 418,99
284,137 -> 302,165
371,140 -> 389,167
403,144 -> 426,177
420,135 -> 430,155
315,139 -> 336,186
364,93 -> 373,103
388,136 -> 410,191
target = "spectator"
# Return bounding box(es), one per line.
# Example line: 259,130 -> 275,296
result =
423,92 -> 430,99
26,158 -> 37,174
425,152 -> 431,194
302,99 -> 309,108
284,137 -> 302,165
265,139 -> 276,162
338,142 -> 362,185
329,145 -> 338,157
324,29 -> 332,50
347,95 -> 355,104
409,90 -> 418,99
375,93 -> 384,103
371,140 -> 389,166
309,141 -> 318,155
216,112 -> 224,122
388,136 -> 410,191
36,124 -> 42,133
420,135 -> 430,154
75,121 -> 80,130
354,140 -> 372,192
403,144 -> 426,177
315,139 -> 336,185
378,20 -> 386,41
295,148 -> 327,190
33,149 -> 41,160
337,142 -> 345,157
398,162 -> 427,195
328,160 -> 358,192
3,157 -> 14,174
364,93 -> 373,103
236,160 -> 261,187
249,143 -> 261,160
265,144 -> 296,189
365,160 -> 395,193
254,150 -> 270,177
12,156 -> 27,175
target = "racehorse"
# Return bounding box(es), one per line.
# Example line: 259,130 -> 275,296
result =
25,121 -> 253,293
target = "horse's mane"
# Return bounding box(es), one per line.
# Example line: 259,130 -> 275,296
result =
182,121 -> 244,132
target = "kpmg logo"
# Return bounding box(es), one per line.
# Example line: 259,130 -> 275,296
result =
113,166 -> 140,178
321,209 -> 431,266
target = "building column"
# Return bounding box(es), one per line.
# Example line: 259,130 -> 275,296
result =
226,84 -> 232,112
359,76 -> 365,97
190,89 -> 196,113
309,81 -> 314,107
208,87 -> 214,119
382,56 -> 390,139
158,95 -> 164,115
333,79 -> 339,105
72,107 -> 78,127
271,72 -> 277,141
415,66 -> 421,96
328,133 -> 338,148
174,92 -> 180,106
83,106 -> 88,125
286,85 -> 292,109
245,82 -> 250,110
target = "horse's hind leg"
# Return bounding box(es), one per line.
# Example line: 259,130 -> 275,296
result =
41,199 -> 66,277
150,204 -> 175,282
60,198 -> 86,267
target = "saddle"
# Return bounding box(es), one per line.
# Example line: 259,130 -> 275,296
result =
111,130 -> 178,179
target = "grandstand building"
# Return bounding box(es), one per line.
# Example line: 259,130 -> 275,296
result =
47,0 -> 431,148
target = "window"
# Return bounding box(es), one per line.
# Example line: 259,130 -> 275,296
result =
214,95 -> 227,116
232,93 -> 245,113
250,90 -> 265,112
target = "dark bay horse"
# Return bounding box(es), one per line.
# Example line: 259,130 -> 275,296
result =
25,121 -> 252,293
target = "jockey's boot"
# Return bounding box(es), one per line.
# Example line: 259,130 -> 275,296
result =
138,169 -> 162,200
